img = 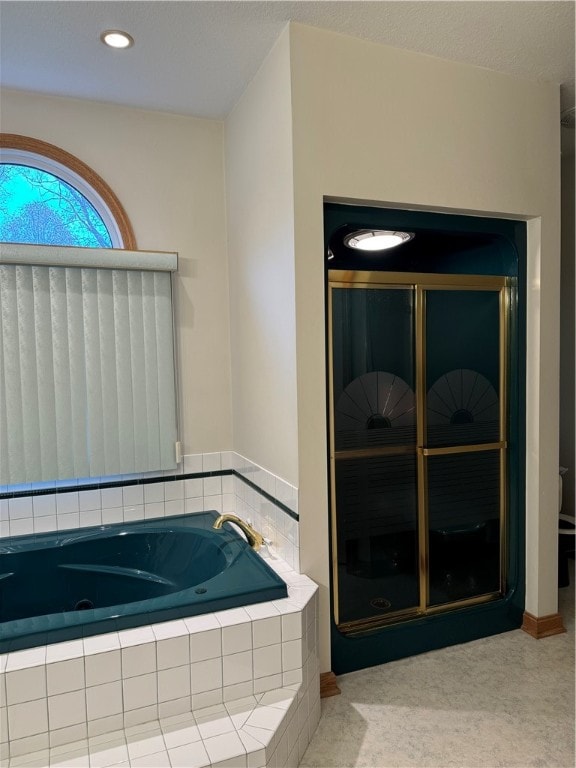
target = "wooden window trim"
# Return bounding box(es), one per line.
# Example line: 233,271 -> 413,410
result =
1,133 -> 137,250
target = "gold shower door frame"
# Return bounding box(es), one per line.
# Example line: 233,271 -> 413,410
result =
328,271 -> 510,635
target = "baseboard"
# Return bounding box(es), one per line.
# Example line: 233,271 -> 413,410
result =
320,671 -> 341,698
521,611 -> 567,638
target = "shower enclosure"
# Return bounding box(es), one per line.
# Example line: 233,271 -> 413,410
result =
324,203 -> 526,673
328,271 -> 509,634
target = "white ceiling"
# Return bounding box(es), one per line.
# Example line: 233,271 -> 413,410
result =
1,1 -> 574,120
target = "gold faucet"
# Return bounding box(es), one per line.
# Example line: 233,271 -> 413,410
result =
212,514 -> 265,551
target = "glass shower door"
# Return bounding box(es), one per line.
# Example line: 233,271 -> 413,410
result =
423,288 -> 505,608
329,272 -> 508,635
330,285 -> 420,629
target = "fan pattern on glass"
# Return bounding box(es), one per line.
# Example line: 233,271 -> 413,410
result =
427,369 -> 498,425
336,372 -> 416,432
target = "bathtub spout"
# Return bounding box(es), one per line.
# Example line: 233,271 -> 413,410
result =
213,514 -> 265,551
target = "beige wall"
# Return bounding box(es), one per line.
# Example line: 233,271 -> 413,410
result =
560,128 -> 575,516
225,29 -> 299,486
0,88 -> 232,456
288,23 -> 561,669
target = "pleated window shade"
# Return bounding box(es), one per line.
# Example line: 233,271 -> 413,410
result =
0,246 -> 178,485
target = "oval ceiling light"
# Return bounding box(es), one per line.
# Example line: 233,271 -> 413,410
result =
100,30 -> 134,49
344,230 -> 414,251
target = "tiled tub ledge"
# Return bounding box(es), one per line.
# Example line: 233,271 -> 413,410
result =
0,558 -> 320,768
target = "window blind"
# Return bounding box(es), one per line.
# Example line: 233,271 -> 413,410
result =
0,245 -> 178,485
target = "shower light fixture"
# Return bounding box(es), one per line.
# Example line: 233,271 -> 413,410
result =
344,229 -> 414,251
100,30 -> 134,49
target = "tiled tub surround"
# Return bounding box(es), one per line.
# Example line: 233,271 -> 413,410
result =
0,559 -> 320,767
0,452 -> 300,570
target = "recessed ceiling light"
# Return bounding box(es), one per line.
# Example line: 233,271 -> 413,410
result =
344,230 -> 414,251
100,30 -> 134,49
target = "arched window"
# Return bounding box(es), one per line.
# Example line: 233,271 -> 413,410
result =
0,134 -> 136,249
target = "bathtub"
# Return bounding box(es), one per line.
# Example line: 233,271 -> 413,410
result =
0,511 -> 287,653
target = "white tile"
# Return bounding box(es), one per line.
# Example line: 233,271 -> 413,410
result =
122,485 -> 143,506
7,646 -> 46,671
87,714 -> 124,738
158,696 -> 190,719
78,489 -> 101,512
10,517 -> 34,536
9,496 -> 33,519
239,731 -> 266,768
7,732 -> 49,759
56,512 -> 80,531
190,628 -> 222,662
123,504 -> 144,522
122,643 -> 156,678
160,714 -> 201,749
6,665 -> 46,704
239,724 -> 274,750
282,669 -> 302,687
144,483 -> 164,504
203,476 -> 222,497
164,480 -> 184,501
47,658 -> 84,696
85,651 -> 121,687
185,496 -> 204,514
123,673 -> 157,711
222,651 -> 253,687
184,614 -> 220,634
49,722 -> 87,748
184,478 -> 203,499
8,748 -> 50,767
152,620 -> 188,641
144,501 -> 164,519
34,515 -> 57,533
191,689 -> 223,709
83,634 -> 120,655
118,627 -> 155,648
222,623 -> 252,656
123,704 -> 158,728
100,487 -> 123,509
80,509 -> 102,527
216,608 -> 251,628
281,641 -> 302,672
244,603 -> 280,621
203,731 -> 245,765
223,681 -> 253,702
259,690 -> 295,711
56,492 -> 79,515
281,612 -> 302,642
158,665 -> 191,703
8,698 -> 48,739
253,645 -> 282,679
253,674 -> 283,695
130,750 -> 171,767
195,706 -> 234,739
45,640 -> 84,664
202,453 -> 222,472
86,681 -> 122,721
245,705 -> 286,733
101,508 -> 122,525
168,740 -> 210,768
165,499 -> 185,517
48,689 -> 86,730
33,494 -> 56,517
50,747 -> 90,767
191,658 -> 222,694
252,617 -> 281,649
126,727 -> 166,759
88,739 -> 129,768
